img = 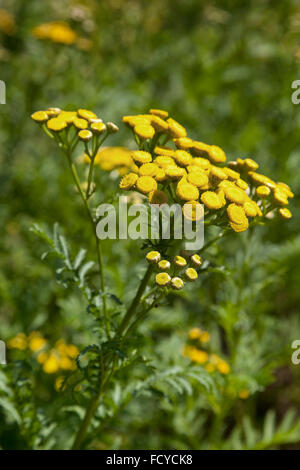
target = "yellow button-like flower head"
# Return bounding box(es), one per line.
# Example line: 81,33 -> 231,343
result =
173,150 -> 193,167
136,176 -> 157,194
256,185 -> 271,198
31,111 -> 49,123
278,207 -> 292,219
139,163 -> 160,177
146,251 -> 161,263
132,150 -> 152,165
167,118 -> 187,138
184,267 -> 198,281
73,117 -> 88,130
134,123 -> 155,140
156,272 -> 171,286
158,259 -> 171,271
171,277 -> 184,290
201,191 -> 223,210
191,254 -> 202,267
120,173 -> 138,190
78,129 -> 93,141
77,109 -> 97,121
174,255 -> 187,268
149,109 -> 169,119
187,171 -> 209,188
47,118 -> 67,132
208,145 -> 226,163
91,121 -> 106,134
176,182 -> 199,201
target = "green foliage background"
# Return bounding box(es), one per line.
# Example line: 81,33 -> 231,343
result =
0,0 -> 300,450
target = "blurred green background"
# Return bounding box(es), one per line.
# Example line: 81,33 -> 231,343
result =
0,0 -> 300,450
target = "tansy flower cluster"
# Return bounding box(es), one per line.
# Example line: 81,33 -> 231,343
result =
146,250 -> 202,290
119,109 -> 293,231
31,107 -> 118,186
183,328 -> 230,375
8,332 -> 79,375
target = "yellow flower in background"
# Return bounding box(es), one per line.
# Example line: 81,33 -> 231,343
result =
32,21 -> 77,45
0,9 -> 16,35
8,332 -> 78,376
28,332 -> 47,352
239,389 -> 250,399
43,354 -> 60,374
7,333 -> 27,350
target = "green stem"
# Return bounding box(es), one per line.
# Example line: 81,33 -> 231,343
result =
117,264 -> 154,336
71,263 -> 154,449
64,149 -> 110,338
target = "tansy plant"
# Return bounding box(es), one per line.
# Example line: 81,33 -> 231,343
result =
27,106 -> 293,449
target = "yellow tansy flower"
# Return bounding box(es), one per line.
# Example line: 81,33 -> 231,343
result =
47,118 -> 67,132
134,123 -> 155,140
31,111 -> 49,123
120,173 -> 138,190
256,185 -> 271,198
278,207 -> 292,219
149,109 -> 169,119
73,117 -> 88,130
191,254 -> 202,267
184,267 -> 198,281
136,176 -> 157,194
154,146 -> 175,157
132,150 -> 152,165
223,186 -> 247,205
155,272 -> 171,286
146,251 -> 161,263
43,354 -> 59,374
208,145 -> 226,163
173,150 -> 193,167
201,191 -> 224,210
158,259 -> 171,271
176,182 -> 199,201
187,171 -> 209,188
167,118 -> 187,138
139,163 -> 160,177
171,277 -> 184,290
165,165 -> 186,180
174,255 -> 187,268
77,109 -> 97,121
78,129 -> 93,141
91,121 -> 106,134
